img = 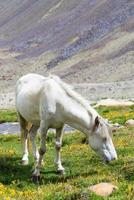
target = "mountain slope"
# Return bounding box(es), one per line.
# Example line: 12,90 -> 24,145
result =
0,0 -> 134,92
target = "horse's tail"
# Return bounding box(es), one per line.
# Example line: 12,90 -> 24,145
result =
18,113 -> 32,153
50,75 -> 93,115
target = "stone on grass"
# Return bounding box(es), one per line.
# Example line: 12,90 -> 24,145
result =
125,119 -> 134,127
89,182 -> 118,197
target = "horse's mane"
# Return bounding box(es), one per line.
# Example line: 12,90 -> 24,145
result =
50,75 -> 98,117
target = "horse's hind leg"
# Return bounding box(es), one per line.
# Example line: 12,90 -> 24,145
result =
18,114 -> 29,165
32,120 -> 48,179
55,126 -> 65,174
29,125 -> 39,164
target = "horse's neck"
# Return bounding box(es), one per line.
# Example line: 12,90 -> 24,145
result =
66,99 -> 96,134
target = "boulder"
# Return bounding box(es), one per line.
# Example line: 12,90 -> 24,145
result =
125,119 -> 134,127
89,182 -> 118,197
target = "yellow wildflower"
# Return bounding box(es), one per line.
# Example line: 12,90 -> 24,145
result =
5,197 -> 11,200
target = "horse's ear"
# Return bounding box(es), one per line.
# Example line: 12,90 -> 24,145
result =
95,116 -> 100,127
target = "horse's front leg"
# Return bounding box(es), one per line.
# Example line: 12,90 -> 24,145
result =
54,127 -> 65,174
32,120 -> 48,180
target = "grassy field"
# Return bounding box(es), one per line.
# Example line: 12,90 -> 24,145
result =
0,106 -> 134,200
0,110 -> 17,123
96,105 -> 134,125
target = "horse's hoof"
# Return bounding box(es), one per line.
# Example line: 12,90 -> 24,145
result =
21,160 -> 29,165
57,169 -> 65,175
31,175 -> 41,183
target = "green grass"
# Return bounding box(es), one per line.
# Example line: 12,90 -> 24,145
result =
0,127 -> 134,199
0,109 -> 17,123
0,106 -> 134,199
96,105 -> 134,125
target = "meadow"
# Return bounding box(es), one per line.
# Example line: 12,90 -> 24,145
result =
0,105 -> 134,200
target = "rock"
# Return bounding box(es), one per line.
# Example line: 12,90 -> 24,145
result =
125,119 -> 134,127
89,182 -> 118,197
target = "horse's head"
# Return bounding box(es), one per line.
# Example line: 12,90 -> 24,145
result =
88,116 -> 117,162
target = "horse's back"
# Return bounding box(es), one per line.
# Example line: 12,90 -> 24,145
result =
16,73 -> 45,91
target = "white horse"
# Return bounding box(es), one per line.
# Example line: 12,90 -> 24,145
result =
15,73 -> 117,179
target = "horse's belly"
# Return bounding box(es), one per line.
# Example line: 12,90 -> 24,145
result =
48,118 -> 64,129
47,109 -> 65,129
